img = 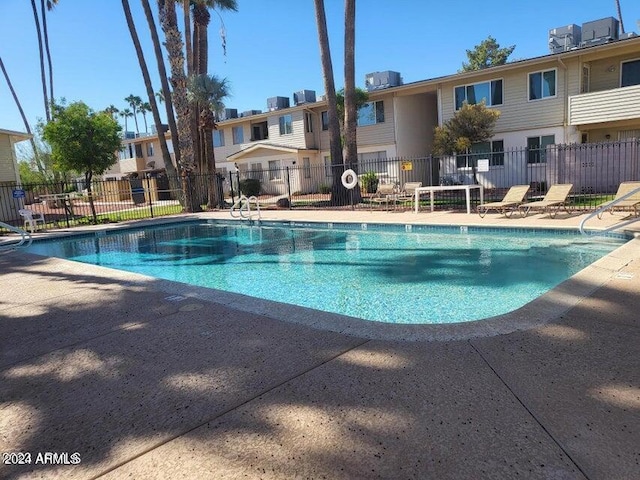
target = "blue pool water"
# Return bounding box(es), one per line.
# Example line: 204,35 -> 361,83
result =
25,221 -> 626,324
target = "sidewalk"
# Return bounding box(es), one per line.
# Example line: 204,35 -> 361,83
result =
1,211 -> 638,479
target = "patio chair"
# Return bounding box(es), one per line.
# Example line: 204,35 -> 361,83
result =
395,182 -> 422,209
477,185 -> 530,218
19,209 -> 46,233
519,184 -> 573,218
596,181 -> 640,219
370,183 -> 397,211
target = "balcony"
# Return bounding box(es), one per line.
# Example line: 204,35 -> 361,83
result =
568,84 -> 640,127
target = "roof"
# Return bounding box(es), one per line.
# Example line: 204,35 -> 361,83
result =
227,143 -> 318,162
0,128 -> 32,141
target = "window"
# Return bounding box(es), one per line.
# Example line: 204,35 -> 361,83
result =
581,64 -> 590,94
454,79 -> 503,110
527,135 -> 555,164
250,162 -> 262,180
303,157 -> 311,178
134,144 -> 143,158
621,59 -> 640,87
213,130 -> 225,147
147,143 -> 154,157
268,160 -> 282,180
251,122 -> 268,141
357,101 -> 384,126
324,155 -> 333,177
456,140 -> 504,168
529,69 -> 556,100
321,111 -> 329,131
305,112 -> 313,133
232,126 -> 244,144
357,150 -> 387,174
279,114 -> 293,135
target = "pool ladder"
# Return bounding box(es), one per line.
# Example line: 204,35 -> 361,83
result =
0,221 -> 32,253
579,186 -> 640,237
230,195 -> 261,221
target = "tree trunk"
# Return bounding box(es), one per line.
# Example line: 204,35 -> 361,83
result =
204,128 -> 220,209
122,0 -> 177,197
313,0 -> 347,206
343,0 -> 360,204
183,0 -> 193,74
41,0 -> 54,106
85,171 -> 98,224
30,0 -> 50,122
142,0 -> 181,173
159,0 -> 196,212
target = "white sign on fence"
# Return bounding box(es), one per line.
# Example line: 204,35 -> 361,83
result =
477,159 -> 489,172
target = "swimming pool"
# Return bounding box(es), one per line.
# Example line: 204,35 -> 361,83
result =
25,221 -> 626,324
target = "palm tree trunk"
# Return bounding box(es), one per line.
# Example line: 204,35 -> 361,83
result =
183,0 -> 193,74
313,0 -> 346,206
121,0 -> 177,186
159,0 -> 197,212
142,0 -> 181,171
30,0 -> 50,121
343,0 -> 359,203
41,0 -> 54,105
0,56 -> 43,173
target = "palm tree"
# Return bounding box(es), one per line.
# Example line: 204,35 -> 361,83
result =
43,0 -> 58,105
30,0 -> 50,121
615,0 -> 625,34
0,56 -> 42,172
121,0 -> 178,182
159,0 -> 196,211
188,0 -> 237,180
187,74 -> 229,208
139,102 -> 151,133
105,105 -> 119,120
125,94 -> 142,134
343,0 -> 357,174
120,108 -> 133,134
141,0 -> 180,169
313,0 -> 345,205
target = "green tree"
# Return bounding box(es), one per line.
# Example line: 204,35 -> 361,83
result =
187,73 -> 229,209
42,102 -> 122,223
461,36 -> 515,72
433,102 -> 500,155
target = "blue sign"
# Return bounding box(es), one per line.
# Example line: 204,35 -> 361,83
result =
12,189 -> 25,199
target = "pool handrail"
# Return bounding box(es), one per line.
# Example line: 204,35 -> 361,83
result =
230,195 -> 261,221
0,220 -> 32,253
579,185 -> 640,236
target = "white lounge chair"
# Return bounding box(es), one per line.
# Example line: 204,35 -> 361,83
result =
596,181 -> 640,219
19,209 -> 46,233
519,184 -> 573,218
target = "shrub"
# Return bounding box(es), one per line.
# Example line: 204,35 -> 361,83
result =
360,171 -> 379,193
239,178 -> 260,197
318,183 -> 331,194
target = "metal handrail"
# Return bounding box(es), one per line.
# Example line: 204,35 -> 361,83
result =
230,195 -> 261,220
0,221 -> 32,252
579,186 -> 640,236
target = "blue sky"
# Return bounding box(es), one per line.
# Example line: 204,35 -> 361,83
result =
0,0 -> 637,135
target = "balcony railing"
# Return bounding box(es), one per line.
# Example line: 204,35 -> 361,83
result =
569,84 -> 640,126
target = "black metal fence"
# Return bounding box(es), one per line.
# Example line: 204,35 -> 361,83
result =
2,139 -> 639,233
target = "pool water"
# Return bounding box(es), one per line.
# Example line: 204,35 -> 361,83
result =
25,222 -> 626,324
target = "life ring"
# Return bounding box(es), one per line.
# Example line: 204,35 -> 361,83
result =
341,169 -> 358,189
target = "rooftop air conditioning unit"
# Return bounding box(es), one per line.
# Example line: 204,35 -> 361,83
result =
364,71 -> 402,91
293,90 -> 317,105
548,24 -> 581,53
220,108 -> 238,120
267,96 -> 290,111
241,110 -> 262,117
580,17 -> 619,47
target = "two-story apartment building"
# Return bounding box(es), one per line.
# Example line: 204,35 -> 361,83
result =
111,18 -> 640,194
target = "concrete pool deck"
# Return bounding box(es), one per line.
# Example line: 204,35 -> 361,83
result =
1,210 -> 639,479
